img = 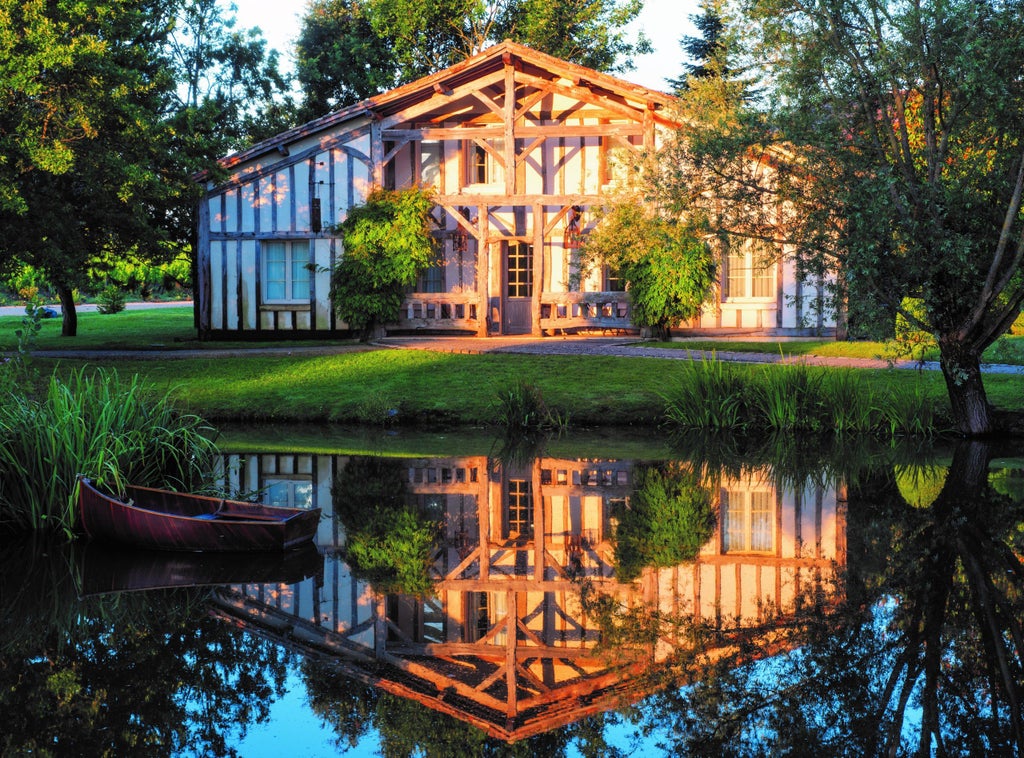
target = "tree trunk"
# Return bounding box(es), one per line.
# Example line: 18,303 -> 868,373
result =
58,286 -> 78,337
938,339 -> 991,436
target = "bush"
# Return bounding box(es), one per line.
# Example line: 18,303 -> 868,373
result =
0,369 -> 219,534
96,285 -> 127,314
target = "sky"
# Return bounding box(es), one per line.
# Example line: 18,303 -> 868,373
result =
231,0 -> 699,93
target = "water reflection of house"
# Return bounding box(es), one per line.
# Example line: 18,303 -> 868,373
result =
212,453 -> 846,741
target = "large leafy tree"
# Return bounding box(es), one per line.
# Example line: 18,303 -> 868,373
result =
0,1 -> 182,336
667,0 -> 1024,436
0,0 -> 291,336
295,0 -> 650,117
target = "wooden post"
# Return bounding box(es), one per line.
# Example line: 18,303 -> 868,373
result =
532,203 -> 544,335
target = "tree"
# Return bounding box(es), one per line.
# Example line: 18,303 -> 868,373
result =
295,0 -> 650,118
578,200 -> 717,339
0,0 -> 292,337
166,0 -> 295,147
667,0 -> 726,93
676,0 -> 1024,436
0,1 -> 185,336
330,186 -> 437,340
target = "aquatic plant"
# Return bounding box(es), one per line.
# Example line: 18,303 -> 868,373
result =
661,353 -> 749,430
494,379 -> 569,435
0,368 -> 219,534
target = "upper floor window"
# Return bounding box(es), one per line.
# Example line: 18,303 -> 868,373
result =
467,139 -> 504,185
263,240 -> 310,303
726,240 -> 776,299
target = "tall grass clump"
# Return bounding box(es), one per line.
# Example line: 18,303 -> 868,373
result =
748,361 -> 826,431
494,379 -> 569,435
0,368 -> 219,534
662,354 -> 749,430
820,369 -> 878,434
880,384 -> 937,437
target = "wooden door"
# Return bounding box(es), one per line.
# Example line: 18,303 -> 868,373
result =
503,242 -> 533,334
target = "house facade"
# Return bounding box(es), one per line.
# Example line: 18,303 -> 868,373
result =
195,41 -> 833,339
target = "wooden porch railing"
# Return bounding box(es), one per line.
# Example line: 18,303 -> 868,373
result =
540,292 -> 632,333
395,293 -> 481,331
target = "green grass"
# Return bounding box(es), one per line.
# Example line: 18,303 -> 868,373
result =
647,336 -> 1024,365
0,306 -> 356,352
6,305 -> 1023,430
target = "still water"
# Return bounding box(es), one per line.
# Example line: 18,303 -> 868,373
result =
2,427 -> 1023,756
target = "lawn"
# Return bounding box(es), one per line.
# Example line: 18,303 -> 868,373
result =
5,305 -> 1023,428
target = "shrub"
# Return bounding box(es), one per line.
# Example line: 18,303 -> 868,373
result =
0,369 -> 219,534
612,463 -> 716,582
96,285 -> 127,314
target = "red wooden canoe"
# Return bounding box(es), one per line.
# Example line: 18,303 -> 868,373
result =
77,476 -> 321,552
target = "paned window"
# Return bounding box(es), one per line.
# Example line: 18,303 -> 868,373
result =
722,488 -> 774,553
263,241 -> 310,303
262,477 -> 314,510
506,478 -> 534,539
726,240 -> 776,299
507,243 -> 533,298
468,139 -> 504,185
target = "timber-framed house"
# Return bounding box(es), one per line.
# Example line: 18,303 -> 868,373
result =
196,40 -> 833,339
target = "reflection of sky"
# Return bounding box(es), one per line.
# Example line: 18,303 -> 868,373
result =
230,668 -> 379,757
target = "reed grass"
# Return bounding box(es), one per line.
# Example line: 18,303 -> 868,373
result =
494,379 -> 569,435
662,355 -> 942,438
748,361 -> 826,431
0,367 -> 219,534
661,354 -> 749,430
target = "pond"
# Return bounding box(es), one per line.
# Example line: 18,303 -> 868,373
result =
2,426 -> 1023,756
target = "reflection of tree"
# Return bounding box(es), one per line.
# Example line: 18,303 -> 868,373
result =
0,540 -> 291,757
635,440 -> 1024,755
612,462 -> 716,581
332,456 -> 440,596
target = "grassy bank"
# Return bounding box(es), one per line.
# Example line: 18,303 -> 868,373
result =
34,349 -> 1021,431
5,306 -> 1023,430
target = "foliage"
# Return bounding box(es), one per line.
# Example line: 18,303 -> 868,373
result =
295,0 -> 650,116
666,0 -> 1024,434
612,463 -> 716,581
0,0 -> 290,338
0,368 -> 219,534
668,0 -> 727,93
578,201 -> 716,338
95,285 -> 127,315
330,186 -> 437,340
494,379 -> 569,435
331,456 -> 439,596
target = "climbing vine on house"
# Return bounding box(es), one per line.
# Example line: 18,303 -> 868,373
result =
330,186 -> 437,340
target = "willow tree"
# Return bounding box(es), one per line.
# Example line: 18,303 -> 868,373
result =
676,0 -> 1024,436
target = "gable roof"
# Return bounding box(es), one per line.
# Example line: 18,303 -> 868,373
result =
206,40 -> 677,178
